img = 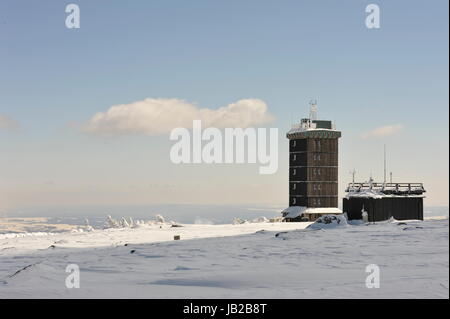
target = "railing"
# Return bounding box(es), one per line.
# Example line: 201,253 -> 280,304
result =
345,182 -> 426,195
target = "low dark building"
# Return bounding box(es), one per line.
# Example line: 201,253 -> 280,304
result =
343,181 -> 425,222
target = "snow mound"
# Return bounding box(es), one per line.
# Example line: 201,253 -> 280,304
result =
0,232 -> 56,239
306,214 -> 348,229
232,216 -> 270,225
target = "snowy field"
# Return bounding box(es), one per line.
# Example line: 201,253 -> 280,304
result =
0,218 -> 448,298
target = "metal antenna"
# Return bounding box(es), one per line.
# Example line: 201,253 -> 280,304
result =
349,169 -> 356,185
384,144 -> 387,184
309,100 -> 318,121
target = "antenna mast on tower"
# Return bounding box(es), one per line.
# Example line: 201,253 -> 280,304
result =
309,100 -> 318,121
384,144 -> 387,184
350,169 -> 356,185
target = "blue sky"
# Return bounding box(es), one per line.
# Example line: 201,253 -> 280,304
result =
0,0 -> 448,209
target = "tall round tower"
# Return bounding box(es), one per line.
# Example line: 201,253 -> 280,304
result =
282,102 -> 342,221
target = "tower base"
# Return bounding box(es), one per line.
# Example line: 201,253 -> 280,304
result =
281,206 -> 342,222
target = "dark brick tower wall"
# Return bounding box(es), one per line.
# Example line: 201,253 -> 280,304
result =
288,129 -> 341,208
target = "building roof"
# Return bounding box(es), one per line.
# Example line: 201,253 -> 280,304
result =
345,182 -> 426,199
287,118 -> 341,139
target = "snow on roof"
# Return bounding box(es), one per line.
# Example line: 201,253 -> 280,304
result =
287,127 -> 338,134
345,190 -> 425,199
346,189 -> 384,199
281,206 -> 342,219
287,125 -> 341,140
287,118 -> 340,136
345,182 -> 426,199
281,206 -> 305,219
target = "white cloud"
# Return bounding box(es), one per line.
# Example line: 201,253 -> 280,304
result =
362,124 -> 404,139
0,115 -> 19,131
82,98 -> 275,135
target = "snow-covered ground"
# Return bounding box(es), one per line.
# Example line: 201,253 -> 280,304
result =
0,218 -> 448,298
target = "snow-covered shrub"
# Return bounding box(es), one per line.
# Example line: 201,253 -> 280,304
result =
104,214 -> 177,229
120,217 -> 130,228
105,215 -> 135,229
83,218 -> 94,232
134,219 -> 146,227
251,216 -> 269,223
232,218 -> 247,225
105,215 -> 119,228
155,214 -> 165,223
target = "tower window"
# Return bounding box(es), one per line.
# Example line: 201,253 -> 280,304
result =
293,154 -> 297,161
293,169 -> 297,176
293,197 -> 297,205
293,140 -> 296,147
292,183 -> 296,190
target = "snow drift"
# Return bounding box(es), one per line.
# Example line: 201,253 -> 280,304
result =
306,214 -> 349,230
